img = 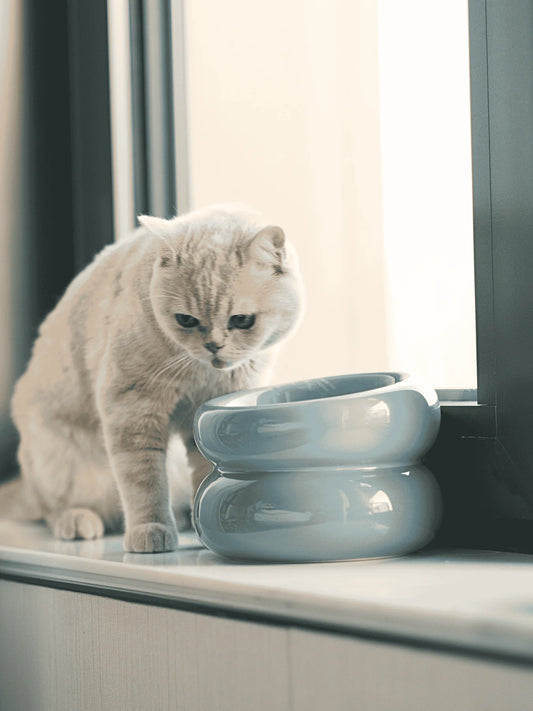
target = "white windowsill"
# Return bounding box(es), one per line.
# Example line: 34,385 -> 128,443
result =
1,520 -> 533,663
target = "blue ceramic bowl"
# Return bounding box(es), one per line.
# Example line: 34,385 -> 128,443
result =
193,372 -> 442,562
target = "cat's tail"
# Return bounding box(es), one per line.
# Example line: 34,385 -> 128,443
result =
0,476 -> 42,521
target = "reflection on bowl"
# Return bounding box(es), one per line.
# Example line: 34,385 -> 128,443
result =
193,372 -> 442,562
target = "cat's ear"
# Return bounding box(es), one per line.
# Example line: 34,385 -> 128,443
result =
138,215 -> 174,236
138,215 -> 179,267
248,226 -> 286,273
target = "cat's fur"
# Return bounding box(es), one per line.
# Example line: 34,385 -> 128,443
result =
1,205 -> 304,552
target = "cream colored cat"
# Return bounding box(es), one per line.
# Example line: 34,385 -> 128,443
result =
1,205 -> 304,552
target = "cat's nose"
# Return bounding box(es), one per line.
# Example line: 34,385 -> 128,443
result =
204,341 -> 223,354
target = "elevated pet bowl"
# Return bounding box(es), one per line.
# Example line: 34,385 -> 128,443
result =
193,372 -> 442,562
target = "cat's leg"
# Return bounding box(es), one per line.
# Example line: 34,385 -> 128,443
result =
15,412 -> 118,537
183,435 -> 213,497
166,435 -> 211,531
166,436 -> 193,531
99,392 -> 177,553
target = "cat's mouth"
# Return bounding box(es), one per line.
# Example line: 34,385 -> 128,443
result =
210,356 -> 243,371
211,356 -> 230,370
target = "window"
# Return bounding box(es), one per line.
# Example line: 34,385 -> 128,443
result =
3,0 -> 533,553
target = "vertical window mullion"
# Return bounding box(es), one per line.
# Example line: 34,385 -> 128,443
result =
128,0 -> 149,222
170,0 -> 190,214
468,0 -> 496,407
142,0 -> 176,219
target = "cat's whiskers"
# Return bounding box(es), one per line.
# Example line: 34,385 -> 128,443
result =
146,353 -> 192,389
165,358 -> 196,394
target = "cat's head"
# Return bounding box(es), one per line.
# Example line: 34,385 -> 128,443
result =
139,207 -> 304,371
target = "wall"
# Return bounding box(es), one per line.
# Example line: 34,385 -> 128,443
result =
183,0 -> 476,389
184,0 -> 386,385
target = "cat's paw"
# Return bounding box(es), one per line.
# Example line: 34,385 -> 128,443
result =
52,508 -> 105,540
123,522 -> 178,553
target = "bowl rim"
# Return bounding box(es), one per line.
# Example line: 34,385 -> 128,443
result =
196,371 -> 439,414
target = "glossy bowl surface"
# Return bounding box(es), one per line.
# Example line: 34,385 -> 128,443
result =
192,372 -> 442,562
194,372 -> 440,470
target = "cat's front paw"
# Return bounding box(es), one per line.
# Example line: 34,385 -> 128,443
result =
52,508 -> 105,540
124,522 -> 178,553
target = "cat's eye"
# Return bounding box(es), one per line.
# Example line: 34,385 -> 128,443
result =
175,313 -> 200,328
228,314 -> 256,330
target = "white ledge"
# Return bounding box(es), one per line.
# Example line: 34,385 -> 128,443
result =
1,520 -> 533,663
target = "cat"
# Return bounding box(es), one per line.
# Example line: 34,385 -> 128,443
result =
0,205 -> 304,552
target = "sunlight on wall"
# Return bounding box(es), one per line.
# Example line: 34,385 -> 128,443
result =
184,0 -> 476,389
